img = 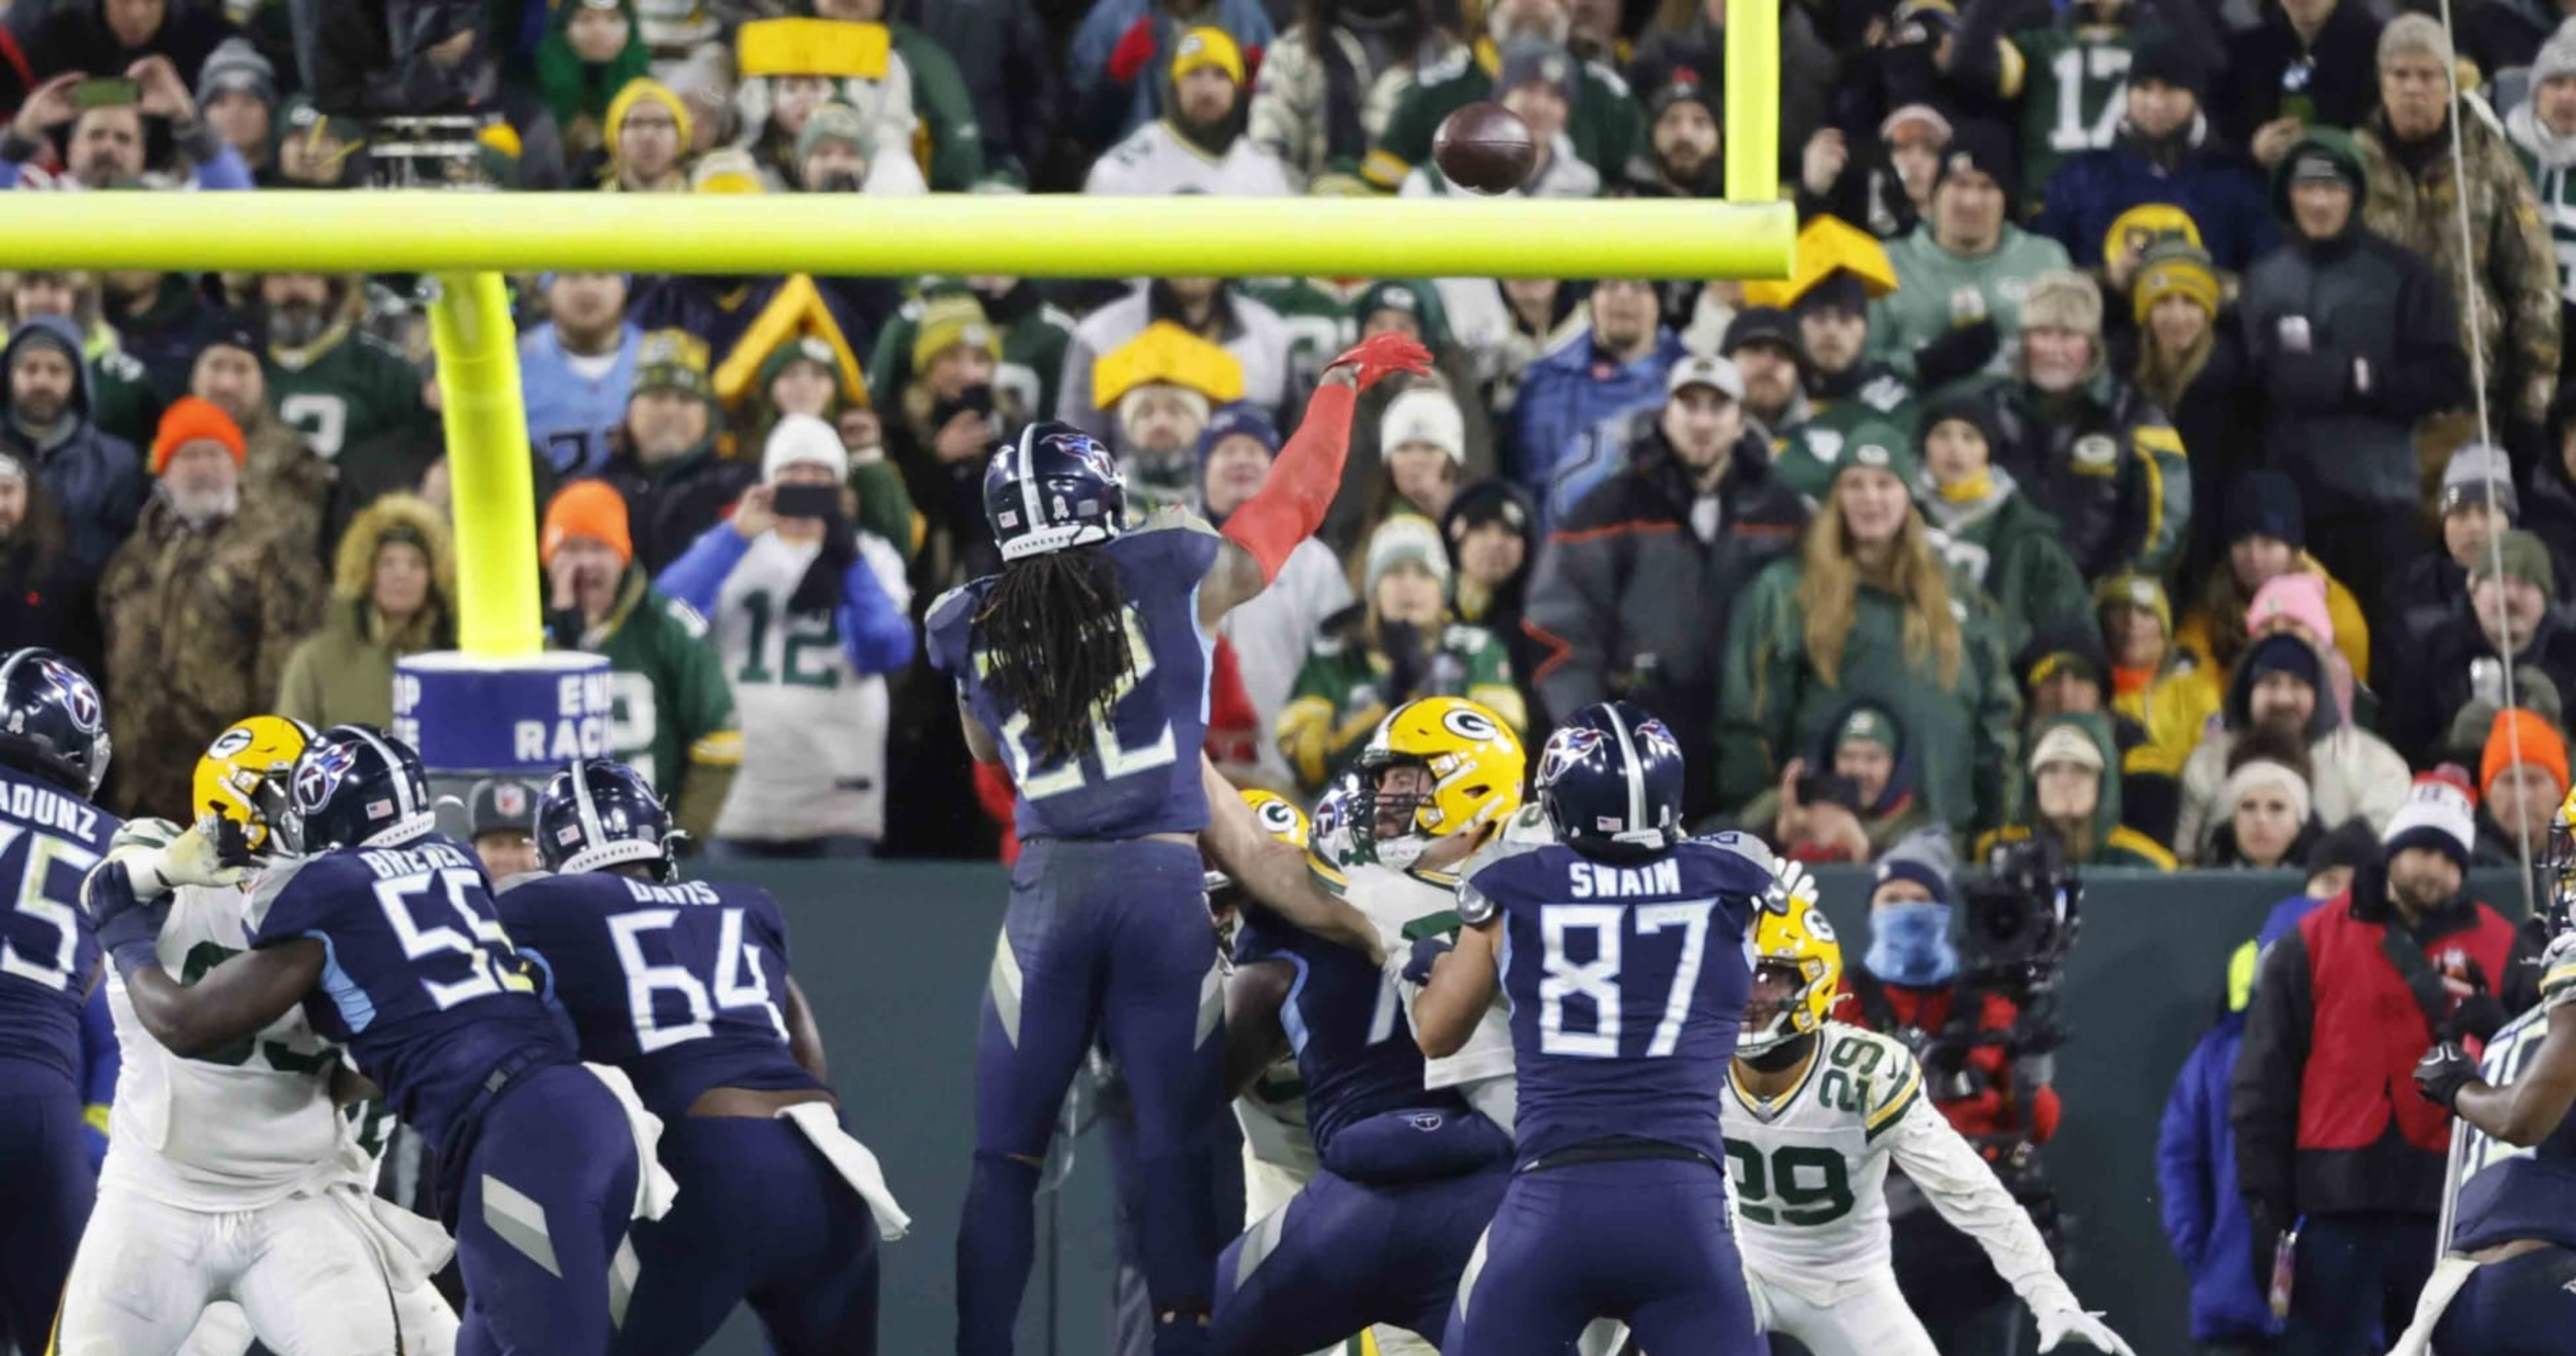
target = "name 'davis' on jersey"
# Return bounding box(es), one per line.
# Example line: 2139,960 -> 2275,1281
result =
0,780 -> 101,839
1562,858 -> 1685,899
622,878 -> 722,907
388,670 -> 614,765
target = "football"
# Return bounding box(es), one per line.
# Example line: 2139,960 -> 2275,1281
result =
1433,101 -> 1537,195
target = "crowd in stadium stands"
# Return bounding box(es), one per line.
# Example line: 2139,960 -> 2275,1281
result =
11,0 -> 2576,1343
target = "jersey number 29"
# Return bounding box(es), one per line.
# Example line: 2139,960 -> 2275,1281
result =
1536,900 -> 1716,1058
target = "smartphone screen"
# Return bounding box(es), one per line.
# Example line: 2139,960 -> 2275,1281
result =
772,483 -> 843,521
74,78 -> 140,108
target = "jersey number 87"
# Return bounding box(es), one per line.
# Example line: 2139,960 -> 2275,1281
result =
1537,900 -> 1716,1059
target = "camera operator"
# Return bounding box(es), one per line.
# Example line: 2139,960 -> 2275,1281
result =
1840,833 -> 2072,1354
2231,771 -> 2539,1355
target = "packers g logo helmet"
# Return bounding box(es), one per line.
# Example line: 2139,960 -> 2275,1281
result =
1351,697 -> 1526,867
194,715 -> 315,854
1739,905 -> 1843,1056
1241,789 -> 1311,850
2548,782 -> 2576,936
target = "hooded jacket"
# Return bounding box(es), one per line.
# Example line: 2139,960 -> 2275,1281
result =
2386,602 -> 2576,766
0,315 -> 145,576
2036,119 -> 2276,272
2158,1008 -> 2281,1344
2175,640 -> 2411,859
1508,325 -> 1689,526
274,494 -> 455,728
598,427 -> 759,578
1522,417 -> 1809,822
542,565 -> 740,845
1975,711 -> 2177,869
1867,224 -> 2075,390
1915,395 -> 2094,658
1716,539 -> 2023,834
1363,35 -> 1645,191
2358,100 -> 2563,428
1971,367 -> 2191,580
1442,479 -> 1543,725
1729,694 -> 1936,854
2240,129 -> 2472,512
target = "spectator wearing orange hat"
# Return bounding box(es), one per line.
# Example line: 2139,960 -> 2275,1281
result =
2474,706 -> 2570,864
538,479 -> 741,845
94,395 -> 322,818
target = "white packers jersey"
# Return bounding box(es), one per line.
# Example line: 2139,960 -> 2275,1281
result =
1725,1022 -> 2066,1311
101,829 -> 348,1211
1311,809 -> 1518,1094
711,530 -> 912,842
1083,121 -> 1294,199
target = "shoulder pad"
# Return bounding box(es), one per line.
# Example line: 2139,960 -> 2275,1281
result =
108,817 -> 182,856
244,855 -> 316,933
1692,829 -> 1775,876
2540,930 -> 2576,1014
1136,506 -> 1220,537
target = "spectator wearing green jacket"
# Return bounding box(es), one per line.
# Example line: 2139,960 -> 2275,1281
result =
1974,711 -> 2179,869
1914,388 -> 2093,658
1360,0 -> 1642,191
1867,121 -> 2075,393
1718,420 -> 2022,833
538,479 -> 741,846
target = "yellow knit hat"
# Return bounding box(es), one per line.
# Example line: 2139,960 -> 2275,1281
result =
2131,242 -> 2219,325
604,77 -> 692,162
1171,26 -> 1247,85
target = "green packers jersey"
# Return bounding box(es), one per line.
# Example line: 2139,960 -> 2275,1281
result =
264,331 -> 428,461
1236,278 -> 1359,398
2007,23 -> 2135,213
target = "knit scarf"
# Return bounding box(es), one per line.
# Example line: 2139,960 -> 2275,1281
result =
2508,99 -> 2576,172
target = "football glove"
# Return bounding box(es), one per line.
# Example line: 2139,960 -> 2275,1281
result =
144,812 -> 252,892
2034,1297 -> 2135,1355
1403,934 -> 1455,986
1325,333 -> 1434,391
1769,857 -> 1818,917
2415,1040 -> 2480,1111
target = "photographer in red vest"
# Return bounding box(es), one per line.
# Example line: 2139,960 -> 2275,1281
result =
2231,769 -> 2540,1355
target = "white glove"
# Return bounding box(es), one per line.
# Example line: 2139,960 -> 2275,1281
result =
1769,856 -> 1818,916
2035,1299 -> 2135,1355
142,813 -> 251,893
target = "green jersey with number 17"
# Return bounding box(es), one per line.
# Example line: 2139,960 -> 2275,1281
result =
1725,1021 -> 2063,1307
2006,22 -> 2135,214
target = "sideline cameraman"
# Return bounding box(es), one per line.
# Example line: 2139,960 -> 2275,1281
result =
2231,772 -> 2539,1355
1840,835 -> 2067,1354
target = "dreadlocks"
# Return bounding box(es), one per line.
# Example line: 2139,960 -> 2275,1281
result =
972,546 -> 1139,762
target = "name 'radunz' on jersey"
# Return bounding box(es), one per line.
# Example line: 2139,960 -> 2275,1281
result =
925,523 -> 1222,841
1460,835 -> 1763,1165
0,765 -> 113,1084
497,871 -> 822,1122
247,835 -> 569,1150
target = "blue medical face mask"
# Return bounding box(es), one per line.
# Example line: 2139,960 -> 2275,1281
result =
1866,901 -> 1958,986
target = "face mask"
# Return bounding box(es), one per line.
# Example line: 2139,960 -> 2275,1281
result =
1866,900 -> 1958,986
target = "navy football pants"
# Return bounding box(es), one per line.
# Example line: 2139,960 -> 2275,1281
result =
0,1077 -> 92,1349
1214,1161 -> 1509,1355
452,1064 -> 642,1356
957,839 -> 1222,1356
612,1115 -> 878,1356
1447,1158 -> 1760,1355
2435,1244 -> 2576,1355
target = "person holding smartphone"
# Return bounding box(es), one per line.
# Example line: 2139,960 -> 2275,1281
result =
656,413 -> 916,858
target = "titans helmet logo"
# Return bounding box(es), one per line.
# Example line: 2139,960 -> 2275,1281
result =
1537,726 -> 1606,788
36,659 -> 99,734
294,741 -> 360,814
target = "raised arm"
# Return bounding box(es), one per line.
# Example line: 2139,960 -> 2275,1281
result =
1201,334 -> 1432,629
1199,756 -> 1382,961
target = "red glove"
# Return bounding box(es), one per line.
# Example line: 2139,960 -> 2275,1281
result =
1108,16 -> 1159,84
1325,333 -> 1434,392
1243,43 -> 1265,84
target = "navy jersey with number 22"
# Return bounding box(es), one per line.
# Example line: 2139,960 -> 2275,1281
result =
247,835 -> 571,1151
0,765 -> 114,1085
497,871 -> 822,1123
925,521 -> 1222,841
1459,825 -> 1763,1166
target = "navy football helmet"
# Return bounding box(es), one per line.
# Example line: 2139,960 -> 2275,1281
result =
0,647 -> 110,798
288,724 -> 432,854
534,758 -> 677,881
1536,700 -> 1687,857
983,421 -> 1127,561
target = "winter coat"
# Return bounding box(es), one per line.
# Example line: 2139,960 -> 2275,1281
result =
2507,100 -> 2576,315
1771,363 -> 1923,504
1974,711 -> 2178,869
2215,0 -> 2382,150
2358,104 -> 2563,428
274,496 -> 455,730
1248,20 -> 1453,188
9,0 -> 228,94
0,500 -> 98,671
1868,224 -> 2076,390
2036,129 -> 2277,273
1716,549 -> 2023,833
1973,373 -> 2192,580
543,565 -> 740,843
293,0 -> 491,116
2386,605 -> 2576,765
0,317 -> 144,578
264,321 -> 431,465
1068,0 -> 1275,149
2175,550 -> 2374,688
890,0 -> 1056,184
1523,422 -> 1810,822
2117,321 -> 2259,587
1729,694 -> 1937,853
96,494 -> 324,818
1277,609 -> 1525,795
1363,37 -> 1643,192
1222,536 -> 1351,789
868,279 -> 1076,435
2241,129 -> 2473,513
2174,644 -> 2412,860
236,405 -> 331,568
595,439 -> 759,579
1508,329 -> 1687,524
1920,466 -> 2095,659
2159,1010 -> 2281,1344
2116,650 -> 2224,784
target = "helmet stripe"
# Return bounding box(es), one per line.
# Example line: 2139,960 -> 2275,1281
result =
1604,705 -> 1647,836
349,726 -> 415,819
569,758 -> 608,856
1015,422 -> 1044,547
